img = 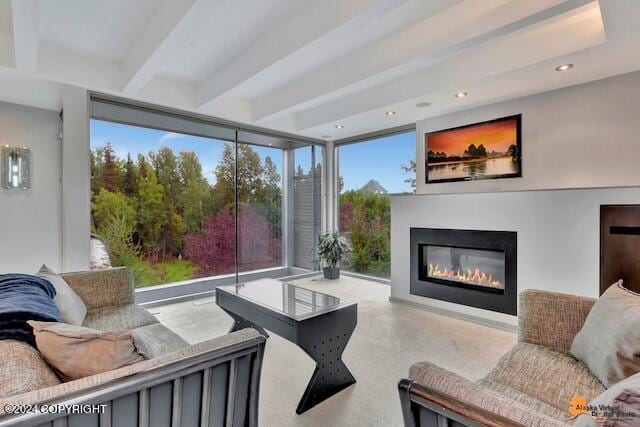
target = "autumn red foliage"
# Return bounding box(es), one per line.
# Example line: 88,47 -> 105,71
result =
339,200 -> 353,233
185,204 -> 281,276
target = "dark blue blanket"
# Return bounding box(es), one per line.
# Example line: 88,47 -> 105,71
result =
0,274 -> 62,345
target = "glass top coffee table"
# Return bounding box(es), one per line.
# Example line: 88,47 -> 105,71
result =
216,278 -> 357,414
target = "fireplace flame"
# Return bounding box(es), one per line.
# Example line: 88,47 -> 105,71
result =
428,263 -> 503,289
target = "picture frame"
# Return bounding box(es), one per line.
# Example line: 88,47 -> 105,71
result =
425,114 -> 522,184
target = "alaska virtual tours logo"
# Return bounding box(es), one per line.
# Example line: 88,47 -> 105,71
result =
568,394 -> 639,424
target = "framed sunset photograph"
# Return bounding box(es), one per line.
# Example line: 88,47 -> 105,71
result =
425,114 -> 522,183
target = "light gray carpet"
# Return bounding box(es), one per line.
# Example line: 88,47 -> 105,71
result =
151,275 -> 516,426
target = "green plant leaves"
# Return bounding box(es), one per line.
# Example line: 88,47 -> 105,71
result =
314,232 -> 353,268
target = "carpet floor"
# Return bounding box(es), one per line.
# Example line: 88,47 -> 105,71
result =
150,275 -> 516,426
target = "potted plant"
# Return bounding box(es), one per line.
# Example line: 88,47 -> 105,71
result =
315,232 -> 352,280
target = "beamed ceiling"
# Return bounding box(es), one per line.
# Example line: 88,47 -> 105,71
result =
0,0 -> 638,139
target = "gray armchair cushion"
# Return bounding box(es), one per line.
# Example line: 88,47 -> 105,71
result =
474,378 -> 567,420
82,304 -> 158,332
130,323 -> 189,359
486,342 -> 604,411
408,361 -> 569,426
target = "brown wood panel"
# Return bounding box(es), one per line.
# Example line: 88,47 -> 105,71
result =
403,380 -> 525,427
600,205 -> 640,295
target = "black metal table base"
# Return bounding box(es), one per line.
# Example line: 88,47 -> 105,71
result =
216,285 -> 357,415
295,304 -> 357,414
296,331 -> 356,414
223,308 -> 270,338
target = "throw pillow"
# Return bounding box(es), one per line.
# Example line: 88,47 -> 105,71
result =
571,280 -> 640,387
37,265 -> 87,326
28,320 -> 145,381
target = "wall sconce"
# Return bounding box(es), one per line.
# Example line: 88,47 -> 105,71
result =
1,145 -> 31,190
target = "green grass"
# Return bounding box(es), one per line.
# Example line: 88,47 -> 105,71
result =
158,259 -> 199,283
126,259 -> 199,288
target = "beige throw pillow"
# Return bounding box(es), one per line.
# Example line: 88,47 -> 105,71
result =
571,281 -> 640,387
37,264 -> 87,326
28,321 -> 145,381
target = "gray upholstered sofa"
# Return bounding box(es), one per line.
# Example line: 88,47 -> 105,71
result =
399,290 -> 609,427
0,267 -> 265,427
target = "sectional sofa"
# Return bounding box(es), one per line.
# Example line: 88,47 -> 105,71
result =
0,267 -> 265,427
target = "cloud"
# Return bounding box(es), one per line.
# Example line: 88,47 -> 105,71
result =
159,132 -> 185,142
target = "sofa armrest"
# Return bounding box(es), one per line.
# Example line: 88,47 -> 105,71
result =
518,289 -> 596,354
61,267 -> 134,312
403,362 -> 567,427
0,329 -> 266,425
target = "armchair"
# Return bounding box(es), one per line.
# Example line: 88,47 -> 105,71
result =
398,290 -> 602,427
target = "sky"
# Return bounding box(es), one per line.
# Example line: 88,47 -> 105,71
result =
90,120 -> 416,194
90,120 -> 284,185
427,118 -> 517,156
338,131 -> 416,194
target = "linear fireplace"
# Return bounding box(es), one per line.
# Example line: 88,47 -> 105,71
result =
410,228 -> 517,315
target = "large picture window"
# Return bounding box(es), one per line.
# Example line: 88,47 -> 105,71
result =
237,143 -> 283,273
90,115 -> 321,288
337,130 -> 416,278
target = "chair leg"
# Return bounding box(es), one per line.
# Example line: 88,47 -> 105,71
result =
398,378 -> 419,427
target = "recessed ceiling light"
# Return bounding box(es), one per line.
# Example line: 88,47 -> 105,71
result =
416,102 -> 431,108
454,91 -> 468,98
555,63 -> 574,72
321,135 -> 332,139
385,111 -> 396,116
335,124 -> 344,129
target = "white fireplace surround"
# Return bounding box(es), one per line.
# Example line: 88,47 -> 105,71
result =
389,71 -> 640,330
391,186 -> 640,330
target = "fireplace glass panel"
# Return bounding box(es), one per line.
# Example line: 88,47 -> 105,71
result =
422,245 -> 505,291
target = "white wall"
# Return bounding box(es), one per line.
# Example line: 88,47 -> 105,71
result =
61,85 -> 90,272
416,71 -> 640,195
0,101 -> 62,273
392,71 -> 640,327
0,87 -> 90,274
391,187 -> 640,327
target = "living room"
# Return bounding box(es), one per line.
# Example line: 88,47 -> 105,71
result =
1,1 -> 639,426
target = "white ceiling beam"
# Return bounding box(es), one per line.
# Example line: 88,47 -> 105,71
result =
121,0 -> 225,94
253,0 -> 595,123
0,67 -> 62,111
293,0 -> 604,131
38,41 -> 122,91
137,74 -> 197,110
196,0 -> 406,109
11,0 -> 41,73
